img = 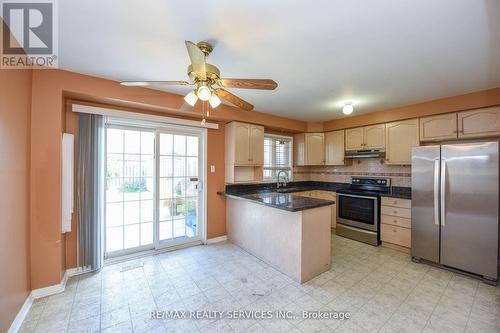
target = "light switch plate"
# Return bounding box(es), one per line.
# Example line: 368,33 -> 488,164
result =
210,165 -> 216,173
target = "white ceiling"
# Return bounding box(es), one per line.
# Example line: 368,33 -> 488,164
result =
58,0 -> 500,121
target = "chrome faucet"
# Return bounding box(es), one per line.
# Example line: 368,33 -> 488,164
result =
277,170 -> 289,189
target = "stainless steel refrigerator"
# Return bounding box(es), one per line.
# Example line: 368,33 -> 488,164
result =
411,142 -> 499,283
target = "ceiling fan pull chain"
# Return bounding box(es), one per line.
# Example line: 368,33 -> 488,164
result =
201,100 -> 206,125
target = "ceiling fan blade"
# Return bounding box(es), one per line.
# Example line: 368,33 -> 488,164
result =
219,78 -> 278,90
215,88 -> 254,111
185,41 -> 206,80
120,81 -> 192,87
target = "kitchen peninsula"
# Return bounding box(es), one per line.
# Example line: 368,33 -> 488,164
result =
219,182 -> 346,283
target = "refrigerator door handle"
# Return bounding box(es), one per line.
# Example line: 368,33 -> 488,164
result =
434,159 -> 440,225
440,159 -> 446,226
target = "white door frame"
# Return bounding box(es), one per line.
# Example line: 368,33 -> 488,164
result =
155,126 -> 207,250
104,117 -> 207,259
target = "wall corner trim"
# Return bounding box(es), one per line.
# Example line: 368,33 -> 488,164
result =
205,235 -> 228,244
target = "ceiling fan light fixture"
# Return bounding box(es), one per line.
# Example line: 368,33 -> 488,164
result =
209,94 -> 221,108
184,90 -> 198,106
197,85 -> 212,101
342,103 -> 354,115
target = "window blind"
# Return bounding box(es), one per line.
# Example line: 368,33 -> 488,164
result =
263,135 -> 292,180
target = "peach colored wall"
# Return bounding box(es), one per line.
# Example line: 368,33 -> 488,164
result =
30,69 -> 308,289
306,122 -> 324,132
324,87 -> 500,131
0,69 -> 32,332
207,125 -> 227,239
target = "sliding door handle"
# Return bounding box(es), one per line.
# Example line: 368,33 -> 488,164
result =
434,159 -> 440,225
440,159 -> 446,226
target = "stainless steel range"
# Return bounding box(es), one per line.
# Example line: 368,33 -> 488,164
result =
335,177 -> 391,246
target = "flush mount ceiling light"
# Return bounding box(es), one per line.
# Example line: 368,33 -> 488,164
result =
342,102 -> 354,115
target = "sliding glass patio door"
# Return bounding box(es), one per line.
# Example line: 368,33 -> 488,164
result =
158,132 -> 201,246
104,123 -> 204,257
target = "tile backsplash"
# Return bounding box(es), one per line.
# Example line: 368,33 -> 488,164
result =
293,158 -> 411,187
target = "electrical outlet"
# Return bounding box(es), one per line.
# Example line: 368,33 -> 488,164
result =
210,165 -> 216,173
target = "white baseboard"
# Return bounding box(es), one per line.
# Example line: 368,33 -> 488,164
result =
7,293 -> 33,333
30,270 -> 68,299
66,266 -> 92,277
205,235 -> 228,244
8,267 -> 84,332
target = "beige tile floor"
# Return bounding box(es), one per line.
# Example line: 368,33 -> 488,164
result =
20,234 -> 500,333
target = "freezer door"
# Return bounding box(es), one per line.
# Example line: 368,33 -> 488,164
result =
411,145 -> 441,262
441,142 -> 499,279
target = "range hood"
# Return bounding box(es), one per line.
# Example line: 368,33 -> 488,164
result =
345,149 -> 385,159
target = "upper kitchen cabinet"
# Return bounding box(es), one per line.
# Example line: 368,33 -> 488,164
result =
385,119 -> 419,165
345,124 -> 385,150
345,127 -> 364,150
457,106 -> 500,139
420,113 -> 458,141
225,121 -> 264,183
325,130 -> 345,165
294,133 -> 325,166
233,122 -> 251,164
249,124 -> 264,165
228,121 -> 264,165
364,124 -> 385,149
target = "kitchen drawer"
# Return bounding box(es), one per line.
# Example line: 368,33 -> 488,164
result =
381,224 -> 411,248
381,205 -> 411,219
381,197 -> 411,209
381,214 -> 411,228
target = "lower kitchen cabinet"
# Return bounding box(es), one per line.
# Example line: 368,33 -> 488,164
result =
380,197 -> 412,253
312,191 -> 337,229
292,190 -> 337,228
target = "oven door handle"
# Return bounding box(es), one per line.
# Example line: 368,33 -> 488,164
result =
337,193 -> 378,200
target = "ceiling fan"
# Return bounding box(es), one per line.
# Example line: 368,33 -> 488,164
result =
120,41 -> 278,111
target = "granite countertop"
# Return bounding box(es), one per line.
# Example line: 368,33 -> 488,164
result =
218,191 -> 335,212
220,181 -> 412,208
379,186 -> 412,200
218,181 -> 346,212
224,181 -> 349,196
